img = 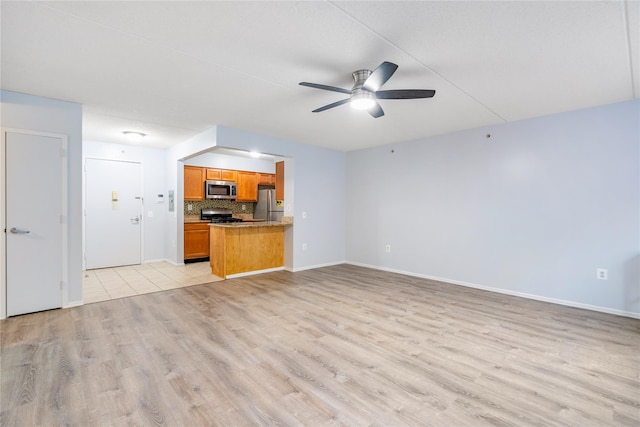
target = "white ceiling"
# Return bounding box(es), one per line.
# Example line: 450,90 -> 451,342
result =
1,1 -> 638,152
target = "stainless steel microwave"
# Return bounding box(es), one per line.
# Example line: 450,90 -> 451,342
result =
205,180 -> 237,200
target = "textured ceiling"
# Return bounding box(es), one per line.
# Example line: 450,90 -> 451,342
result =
1,1 -> 638,151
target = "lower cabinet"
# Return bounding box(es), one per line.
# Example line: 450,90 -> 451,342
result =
184,223 -> 210,260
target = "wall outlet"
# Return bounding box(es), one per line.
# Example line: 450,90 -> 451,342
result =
302,211 -> 307,219
597,268 -> 608,280
385,245 -> 391,253
242,204 -> 246,210
187,203 -> 193,211
302,243 -> 307,251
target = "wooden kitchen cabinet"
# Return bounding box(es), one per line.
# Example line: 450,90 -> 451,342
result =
184,166 -> 205,200
275,161 -> 284,201
206,168 -> 238,182
236,171 -> 258,201
184,223 -> 210,260
257,173 -> 275,185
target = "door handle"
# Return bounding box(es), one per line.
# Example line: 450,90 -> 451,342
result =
130,216 -> 140,224
10,227 -> 30,234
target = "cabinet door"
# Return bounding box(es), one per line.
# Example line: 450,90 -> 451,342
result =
184,223 -> 209,259
258,173 -> 275,185
275,161 -> 284,201
236,171 -> 258,202
184,166 -> 205,200
207,168 -> 238,182
206,168 -> 221,180
221,169 -> 238,182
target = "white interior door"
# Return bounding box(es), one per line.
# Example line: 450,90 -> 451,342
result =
6,131 -> 64,316
85,159 -> 142,269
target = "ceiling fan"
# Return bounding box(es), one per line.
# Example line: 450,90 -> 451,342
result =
299,61 -> 435,118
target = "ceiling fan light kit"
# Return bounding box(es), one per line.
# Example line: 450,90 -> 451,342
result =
350,89 -> 375,110
299,61 -> 435,118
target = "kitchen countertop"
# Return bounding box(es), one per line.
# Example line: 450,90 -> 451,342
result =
184,218 -> 211,223
208,221 -> 287,228
184,215 -> 292,226
184,216 -> 263,224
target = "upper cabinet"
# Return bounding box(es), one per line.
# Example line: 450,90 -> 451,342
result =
206,168 -> 238,182
257,173 -> 275,185
236,171 -> 258,202
184,166 -> 205,200
275,161 -> 284,201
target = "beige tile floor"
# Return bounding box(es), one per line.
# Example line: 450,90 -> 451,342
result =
82,261 -> 223,304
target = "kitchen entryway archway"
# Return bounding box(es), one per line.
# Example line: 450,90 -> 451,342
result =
84,158 -> 142,269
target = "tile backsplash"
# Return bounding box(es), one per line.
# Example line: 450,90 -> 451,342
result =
184,199 -> 254,216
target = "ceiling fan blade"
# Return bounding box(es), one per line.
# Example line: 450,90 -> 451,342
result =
368,102 -> 384,118
362,61 -> 398,92
312,98 -> 351,113
299,82 -> 352,95
375,89 -> 436,99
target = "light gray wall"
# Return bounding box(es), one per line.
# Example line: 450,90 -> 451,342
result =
83,140 -> 169,263
0,90 -> 83,310
346,99 -> 640,317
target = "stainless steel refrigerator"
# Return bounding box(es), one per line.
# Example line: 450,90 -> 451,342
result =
254,188 -> 284,222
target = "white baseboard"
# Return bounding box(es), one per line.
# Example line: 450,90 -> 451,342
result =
226,267 -> 285,279
226,260 -> 346,278
345,261 -> 640,320
291,260 -> 345,273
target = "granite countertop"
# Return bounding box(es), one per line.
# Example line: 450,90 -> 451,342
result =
209,221 -> 287,228
184,214 -> 260,224
185,214 -> 293,227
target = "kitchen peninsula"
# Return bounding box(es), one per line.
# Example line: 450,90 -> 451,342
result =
209,222 -> 286,279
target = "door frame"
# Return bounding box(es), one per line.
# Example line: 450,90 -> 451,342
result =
1,128 -> 69,319
82,157 -> 144,270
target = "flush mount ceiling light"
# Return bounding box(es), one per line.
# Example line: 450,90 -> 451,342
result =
249,151 -> 261,158
122,131 -> 146,143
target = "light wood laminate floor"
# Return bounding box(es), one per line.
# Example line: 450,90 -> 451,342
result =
2,264 -> 639,426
